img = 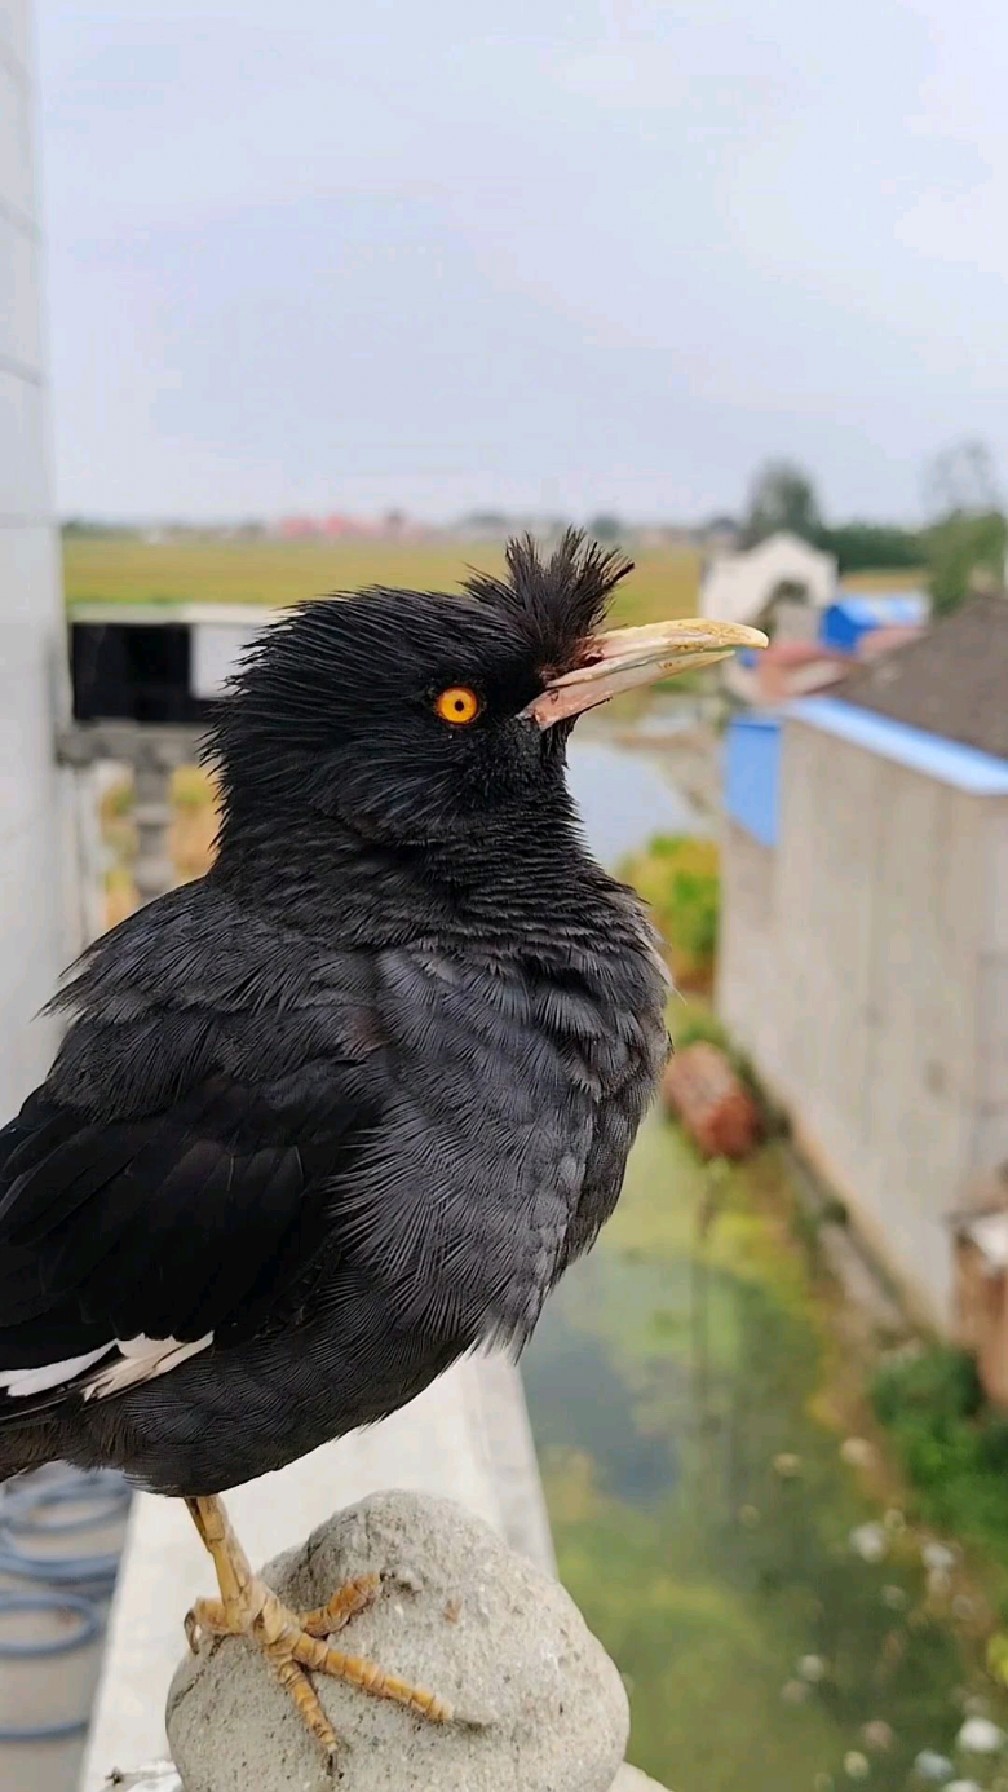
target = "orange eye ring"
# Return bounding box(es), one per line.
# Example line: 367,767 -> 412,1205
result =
434,686 -> 481,726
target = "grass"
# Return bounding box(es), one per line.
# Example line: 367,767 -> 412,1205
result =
62,536 -> 705,630
63,533 -> 925,632
872,1347 -> 1008,1622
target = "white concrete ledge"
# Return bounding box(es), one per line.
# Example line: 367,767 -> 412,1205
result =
103,1762 -> 669,1789
80,1356 -> 554,1789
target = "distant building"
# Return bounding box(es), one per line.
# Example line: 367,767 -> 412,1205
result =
734,640 -> 851,705
729,584 -> 930,710
819,590 -> 929,655
718,595 -> 1008,1327
700,531 -> 836,631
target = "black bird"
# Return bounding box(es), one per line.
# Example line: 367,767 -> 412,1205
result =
0,533 -> 761,1755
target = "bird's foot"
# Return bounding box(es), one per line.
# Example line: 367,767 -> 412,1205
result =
184,1571 -> 454,1762
185,1572 -> 381,1648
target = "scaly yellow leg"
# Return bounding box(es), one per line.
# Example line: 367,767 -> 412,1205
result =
184,1494 -> 453,1761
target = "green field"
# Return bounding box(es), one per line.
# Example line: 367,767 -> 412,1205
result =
62,534 -> 926,633
62,535 -> 706,629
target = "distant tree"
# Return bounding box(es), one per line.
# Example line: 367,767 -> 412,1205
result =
586,513 -> 623,542
924,439 -> 1001,518
61,518 -> 122,537
743,460 -> 821,546
923,439 -> 1006,615
817,522 -> 924,574
926,511 -> 1007,616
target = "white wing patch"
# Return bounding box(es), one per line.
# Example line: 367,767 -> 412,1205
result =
0,1333 -> 213,1402
0,1345 -> 114,1398
83,1333 -> 213,1400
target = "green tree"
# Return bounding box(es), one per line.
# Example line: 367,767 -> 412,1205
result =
586,513 -> 624,542
742,460 -> 821,546
924,438 -> 1001,516
923,439 -> 1006,615
817,522 -> 923,573
926,510 -> 1007,616
925,440 -> 997,616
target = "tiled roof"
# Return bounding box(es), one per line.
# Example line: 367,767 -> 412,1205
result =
836,592 -> 1008,760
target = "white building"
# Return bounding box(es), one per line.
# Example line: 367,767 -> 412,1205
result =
0,2 -> 69,1119
700,530 -> 836,632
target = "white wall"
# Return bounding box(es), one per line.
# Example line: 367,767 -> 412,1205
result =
0,0 -> 68,1117
977,799 -> 1008,1173
719,719 -> 1005,1328
701,531 -> 836,628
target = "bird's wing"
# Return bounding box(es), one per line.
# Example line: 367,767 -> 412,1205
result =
0,1054 -> 378,1416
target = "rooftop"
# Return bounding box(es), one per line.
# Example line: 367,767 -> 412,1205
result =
837,592 -> 1008,760
790,698 -> 1008,796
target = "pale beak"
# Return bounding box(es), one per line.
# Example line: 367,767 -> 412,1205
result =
521,618 -> 769,728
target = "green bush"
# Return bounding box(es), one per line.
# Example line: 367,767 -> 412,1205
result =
872,1345 -> 982,1426
675,1011 -> 731,1053
671,869 -> 719,962
870,1345 -> 1008,1578
621,835 -> 720,989
977,1416 -> 1008,1475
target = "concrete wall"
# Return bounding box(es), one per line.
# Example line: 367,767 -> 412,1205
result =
717,819 -> 779,1074
0,0 -> 68,1117
978,799 -> 1008,1169
719,717 -> 1007,1327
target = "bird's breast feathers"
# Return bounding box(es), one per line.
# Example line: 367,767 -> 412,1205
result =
0,908 -> 667,1418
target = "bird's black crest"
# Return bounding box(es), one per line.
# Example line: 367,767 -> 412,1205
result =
200,529 -> 634,822
464,529 -> 633,670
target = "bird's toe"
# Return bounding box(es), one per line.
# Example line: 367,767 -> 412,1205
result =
298,1572 -> 381,1639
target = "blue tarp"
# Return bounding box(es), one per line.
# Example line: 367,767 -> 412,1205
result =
724,713 -> 782,847
819,591 -> 928,653
723,689 -> 1008,855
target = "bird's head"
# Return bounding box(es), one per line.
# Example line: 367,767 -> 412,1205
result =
209,531 -> 763,860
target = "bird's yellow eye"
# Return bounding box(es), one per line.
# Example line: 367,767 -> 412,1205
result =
434,686 -> 481,726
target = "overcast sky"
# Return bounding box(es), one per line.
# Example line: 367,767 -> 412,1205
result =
36,1 -> 1008,524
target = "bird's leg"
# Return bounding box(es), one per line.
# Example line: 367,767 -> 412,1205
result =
183,1494 -> 453,1760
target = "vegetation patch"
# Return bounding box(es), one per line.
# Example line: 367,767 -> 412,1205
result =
62,536 -> 705,630
621,834 -> 720,991
872,1346 -> 1008,1596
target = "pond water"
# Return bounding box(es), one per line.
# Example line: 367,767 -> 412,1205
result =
522,729 -> 1008,1792
566,733 -> 709,859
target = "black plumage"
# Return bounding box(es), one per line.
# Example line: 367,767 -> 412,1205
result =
0,532 -> 673,1497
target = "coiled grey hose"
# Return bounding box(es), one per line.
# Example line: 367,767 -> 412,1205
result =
0,1466 -> 130,1743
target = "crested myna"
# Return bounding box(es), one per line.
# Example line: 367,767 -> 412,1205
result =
0,532 -> 762,1756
